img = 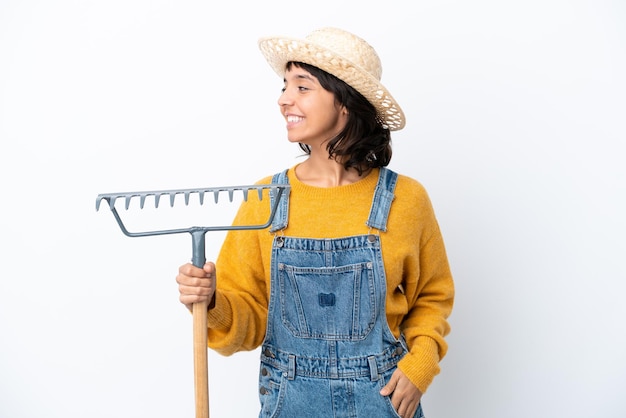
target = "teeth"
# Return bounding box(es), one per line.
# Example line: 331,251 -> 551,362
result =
287,115 -> 303,123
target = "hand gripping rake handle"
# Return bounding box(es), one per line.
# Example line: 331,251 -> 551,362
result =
96,184 -> 289,418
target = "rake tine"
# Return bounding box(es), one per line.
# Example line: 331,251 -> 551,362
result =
242,189 -> 249,201
199,191 -> 205,205
96,197 -> 105,211
213,190 -> 219,204
97,197 -> 105,211
228,190 -> 234,202
184,192 -> 191,206
170,192 -> 176,207
257,187 -> 263,201
124,196 -> 130,210
155,194 -> 162,208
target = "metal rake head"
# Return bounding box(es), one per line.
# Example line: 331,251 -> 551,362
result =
96,184 -> 289,238
96,185 -> 275,211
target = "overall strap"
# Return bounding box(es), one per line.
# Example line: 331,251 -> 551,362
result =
269,169 -> 290,233
270,167 -> 397,233
366,167 -> 398,232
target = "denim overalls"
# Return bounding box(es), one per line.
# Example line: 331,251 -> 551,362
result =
257,168 -> 424,418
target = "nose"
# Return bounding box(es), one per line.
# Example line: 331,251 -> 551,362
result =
278,87 -> 292,108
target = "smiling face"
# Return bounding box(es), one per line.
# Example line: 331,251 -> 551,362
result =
278,64 -> 348,153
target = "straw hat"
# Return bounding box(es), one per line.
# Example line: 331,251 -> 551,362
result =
258,27 -> 405,131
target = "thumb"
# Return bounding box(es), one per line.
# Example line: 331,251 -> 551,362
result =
203,262 -> 216,277
379,372 -> 399,396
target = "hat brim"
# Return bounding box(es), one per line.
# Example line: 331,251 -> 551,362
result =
258,35 -> 405,131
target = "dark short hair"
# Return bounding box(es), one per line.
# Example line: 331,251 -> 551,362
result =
286,62 -> 392,174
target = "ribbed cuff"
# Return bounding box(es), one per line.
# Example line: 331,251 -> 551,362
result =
397,336 -> 441,393
206,291 -> 232,331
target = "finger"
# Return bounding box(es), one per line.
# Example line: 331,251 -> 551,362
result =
176,272 -> 213,288
178,279 -> 215,294
176,272 -> 215,305
389,389 -> 402,412
396,401 -> 417,418
178,262 -> 208,278
179,282 -> 215,304
392,387 -> 421,418
379,371 -> 399,396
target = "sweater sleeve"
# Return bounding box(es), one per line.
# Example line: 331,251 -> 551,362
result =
394,180 -> 455,393
205,187 -> 272,355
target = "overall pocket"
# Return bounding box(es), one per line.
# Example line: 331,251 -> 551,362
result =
258,361 -> 286,418
277,262 -> 376,341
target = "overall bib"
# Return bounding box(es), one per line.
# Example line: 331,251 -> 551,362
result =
258,168 -> 424,418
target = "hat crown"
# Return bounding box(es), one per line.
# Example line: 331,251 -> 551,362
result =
305,27 -> 382,81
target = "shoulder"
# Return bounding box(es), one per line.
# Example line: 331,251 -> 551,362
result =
394,172 -> 429,200
388,171 -> 436,216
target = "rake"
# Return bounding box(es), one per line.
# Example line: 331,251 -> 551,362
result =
96,183 -> 289,418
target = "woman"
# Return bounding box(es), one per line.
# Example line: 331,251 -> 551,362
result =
177,27 -> 454,418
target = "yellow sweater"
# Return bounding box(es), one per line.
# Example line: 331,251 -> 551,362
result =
207,166 -> 454,393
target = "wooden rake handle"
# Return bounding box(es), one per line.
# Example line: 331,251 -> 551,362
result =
191,231 -> 209,418
193,300 -> 209,418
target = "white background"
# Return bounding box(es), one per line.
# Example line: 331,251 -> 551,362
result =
1,1 -> 624,417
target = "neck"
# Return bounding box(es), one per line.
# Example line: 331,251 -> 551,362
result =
295,155 -> 371,187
